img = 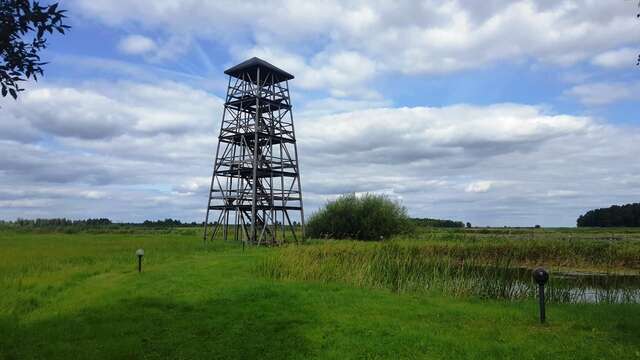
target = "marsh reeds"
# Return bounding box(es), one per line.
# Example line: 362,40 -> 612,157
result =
258,240 -> 640,303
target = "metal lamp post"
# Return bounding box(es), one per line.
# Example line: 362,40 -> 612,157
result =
532,267 -> 549,323
136,248 -> 144,273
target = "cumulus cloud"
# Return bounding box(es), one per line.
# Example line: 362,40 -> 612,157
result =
118,34 -> 157,55
565,81 -> 640,106
0,80 -> 223,219
66,0 -> 640,104
17,87 -> 131,139
465,181 -> 494,193
4,1 -> 639,226
72,0 -> 638,78
298,104 -> 588,166
295,104 -> 640,226
1,79 -> 639,226
591,47 -> 638,68
1,81 -> 222,141
117,33 -> 191,63
238,47 -> 380,99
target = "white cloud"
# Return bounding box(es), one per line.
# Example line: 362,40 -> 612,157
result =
0,199 -> 52,208
117,34 -> 192,63
72,0 -> 639,78
81,191 -> 108,199
2,81 -> 222,140
546,190 -> 579,198
299,104 -> 589,165
565,81 -> 640,106
5,1 -> 640,227
591,47 -> 638,68
18,87 -> 132,139
238,47 -> 380,99
173,177 -> 210,196
67,0 -> 640,103
465,181 -> 494,193
118,34 -> 157,55
295,104 -> 640,226
2,81 -> 640,226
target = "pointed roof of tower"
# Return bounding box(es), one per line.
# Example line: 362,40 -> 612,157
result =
224,57 -> 294,84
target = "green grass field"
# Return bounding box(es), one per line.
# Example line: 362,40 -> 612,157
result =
1,227 -> 640,359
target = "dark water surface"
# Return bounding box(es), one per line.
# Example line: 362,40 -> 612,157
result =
500,267 -> 640,303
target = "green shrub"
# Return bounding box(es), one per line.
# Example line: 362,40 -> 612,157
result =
306,193 -> 411,240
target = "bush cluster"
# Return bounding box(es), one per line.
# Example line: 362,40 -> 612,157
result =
306,193 -> 411,240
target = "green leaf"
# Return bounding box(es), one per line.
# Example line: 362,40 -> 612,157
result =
9,88 -> 17,99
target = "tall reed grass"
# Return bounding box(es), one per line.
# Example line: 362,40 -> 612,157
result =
257,241 -> 640,303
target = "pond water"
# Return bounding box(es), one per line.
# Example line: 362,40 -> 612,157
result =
544,270 -> 640,303
501,267 -> 640,304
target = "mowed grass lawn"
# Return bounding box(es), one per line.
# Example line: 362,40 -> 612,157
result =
1,229 -> 639,359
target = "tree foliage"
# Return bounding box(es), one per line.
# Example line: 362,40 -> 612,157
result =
577,203 -> 640,227
411,217 -> 465,228
0,0 -> 69,99
306,193 -> 411,240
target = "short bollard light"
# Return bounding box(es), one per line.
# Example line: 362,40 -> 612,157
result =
532,267 -> 549,323
136,248 -> 145,273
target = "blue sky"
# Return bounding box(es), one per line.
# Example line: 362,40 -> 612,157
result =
1,0 -> 640,226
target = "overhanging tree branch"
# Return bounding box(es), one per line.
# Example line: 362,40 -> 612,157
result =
0,0 -> 70,99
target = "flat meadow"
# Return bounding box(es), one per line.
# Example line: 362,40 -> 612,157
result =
1,226 -> 639,359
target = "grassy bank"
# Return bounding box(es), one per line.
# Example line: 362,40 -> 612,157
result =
1,228 -> 640,359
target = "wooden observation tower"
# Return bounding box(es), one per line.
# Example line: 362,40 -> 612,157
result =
204,57 -> 304,245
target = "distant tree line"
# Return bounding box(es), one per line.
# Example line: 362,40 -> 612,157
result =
6,218 -> 201,228
410,218 -> 465,228
2,218 -> 302,230
142,218 -> 185,227
577,203 -> 640,227
13,218 -> 112,227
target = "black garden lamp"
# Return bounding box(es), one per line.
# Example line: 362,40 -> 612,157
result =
532,267 -> 549,323
136,248 -> 145,273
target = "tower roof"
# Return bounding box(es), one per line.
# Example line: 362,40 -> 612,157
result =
224,57 -> 294,84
